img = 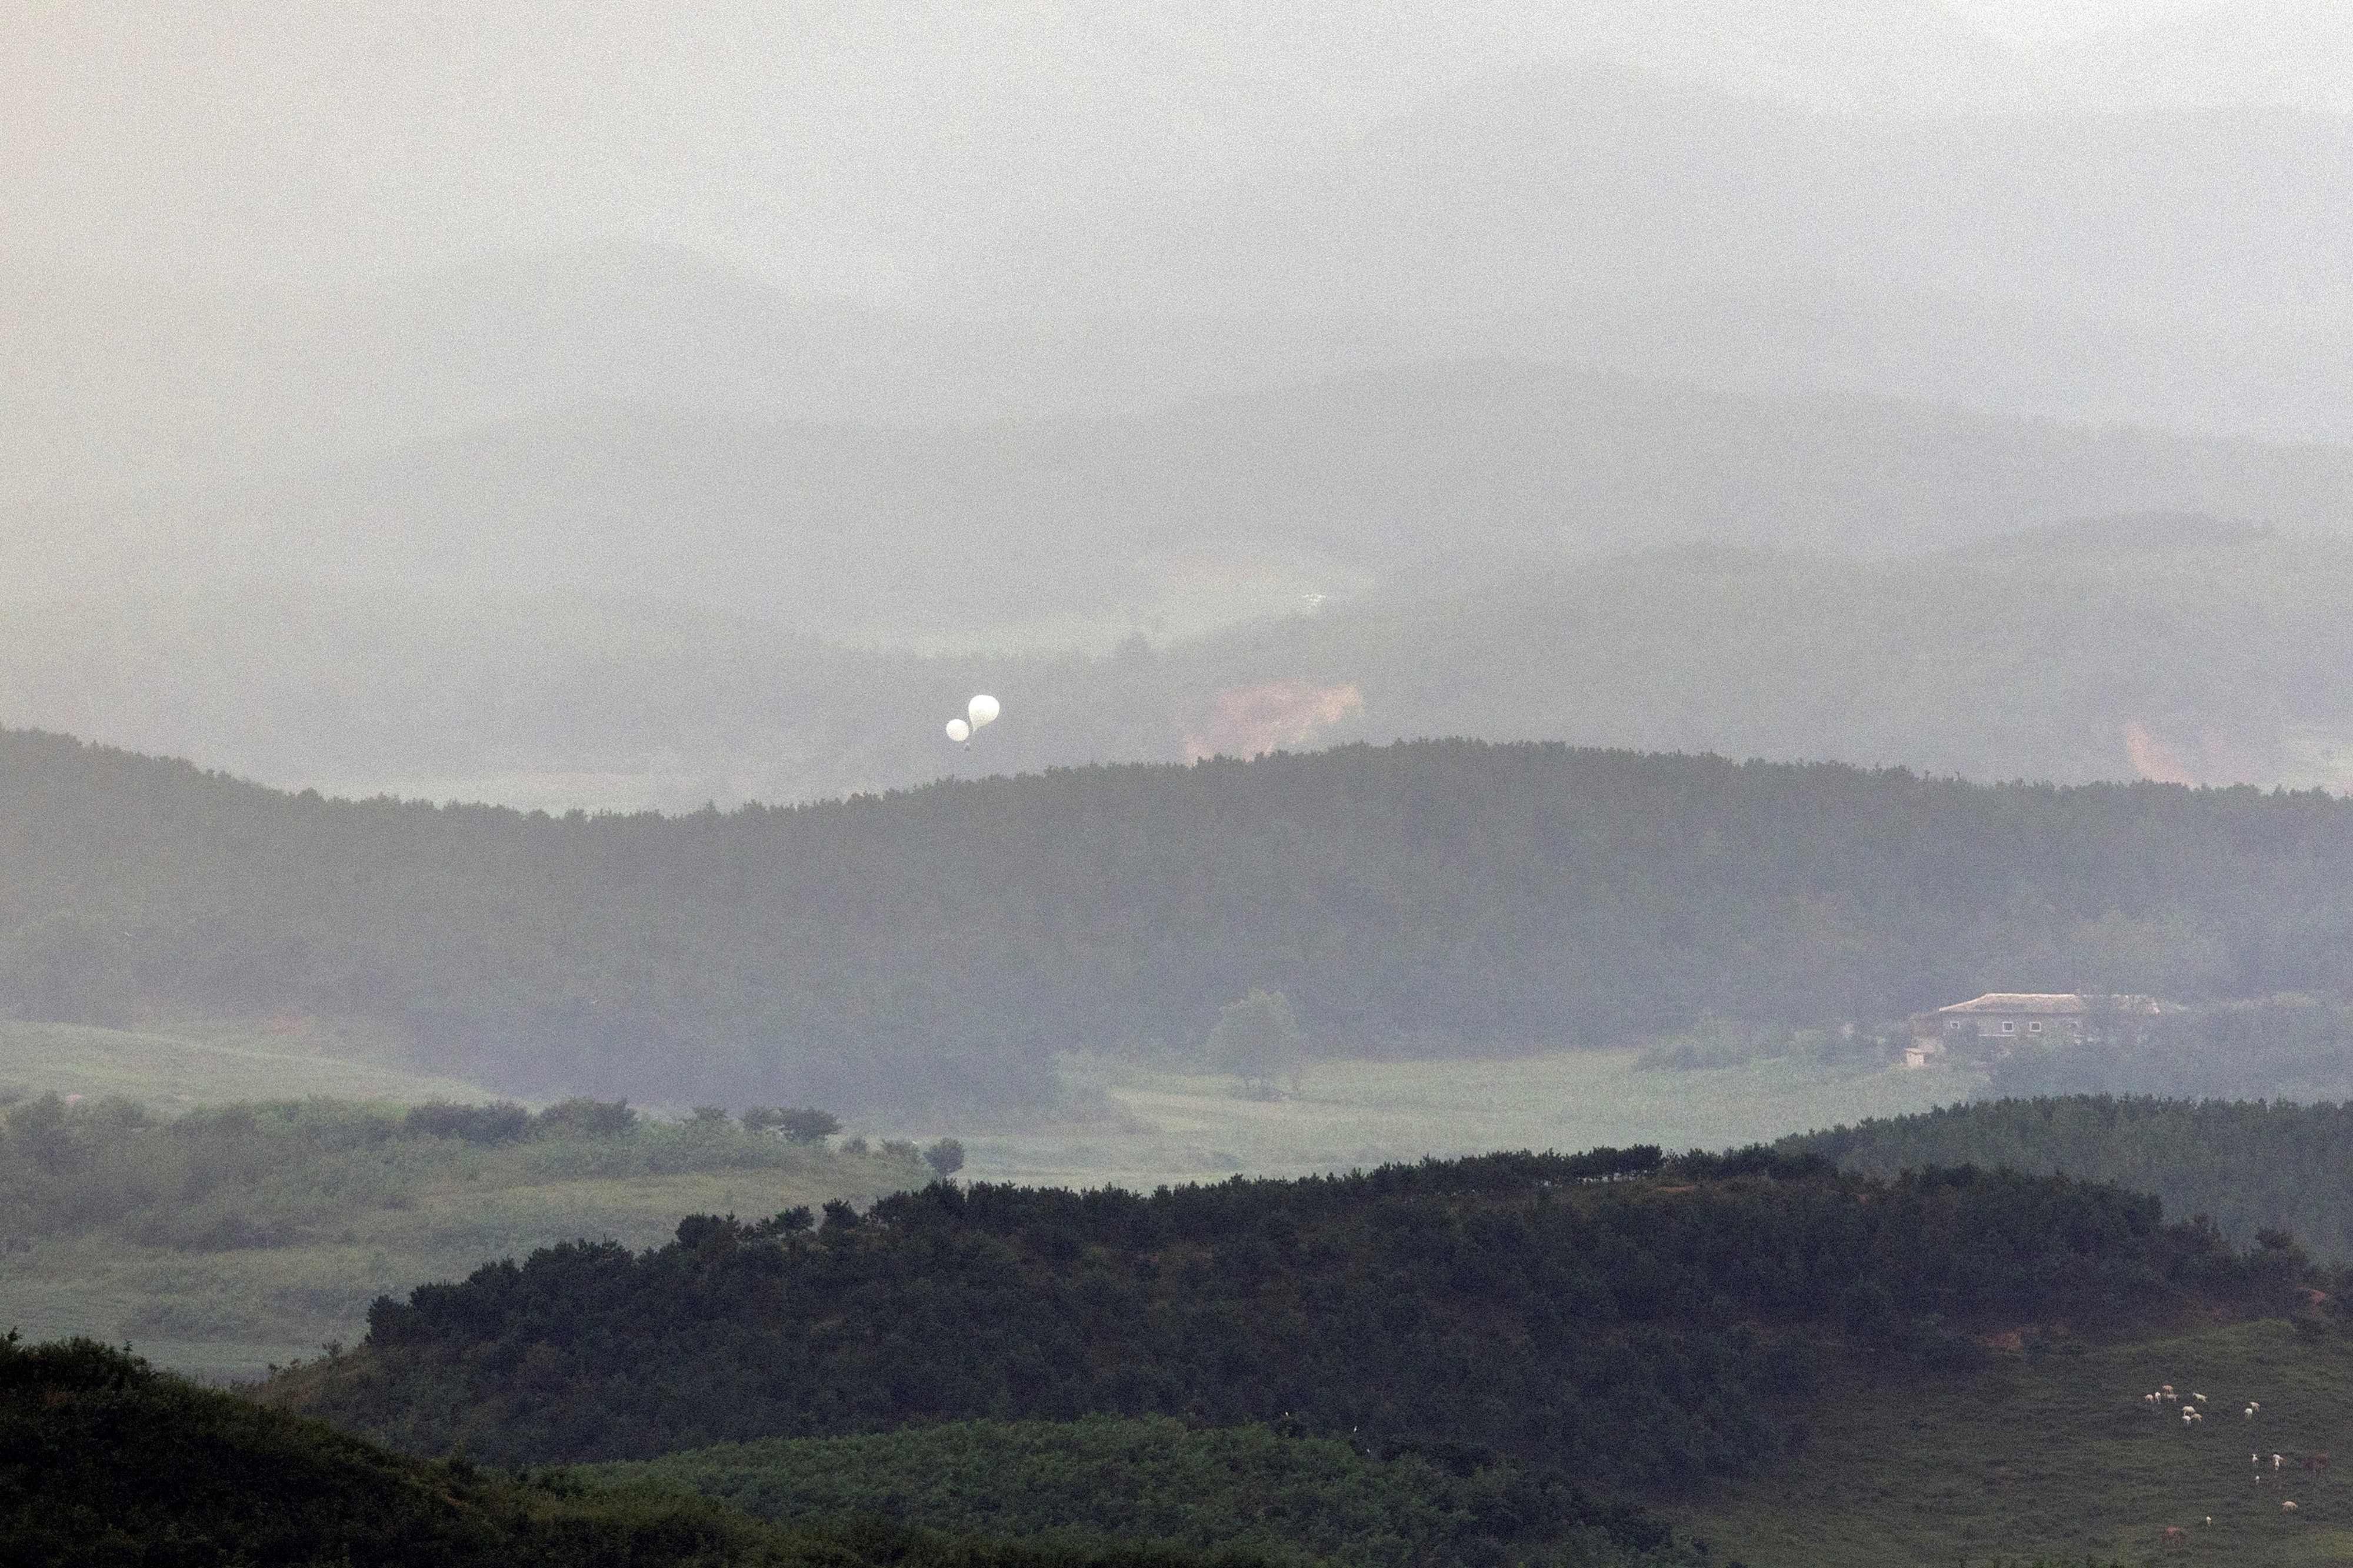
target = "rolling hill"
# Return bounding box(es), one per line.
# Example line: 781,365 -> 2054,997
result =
12,519 -> 2353,812
0,1335 -> 1269,1568
269,1150 -> 2305,1469
1794,1092 -> 2353,1263
18,729 -> 2353,1112
18,355 -> 2353,652
263,1148 -> 2348,1567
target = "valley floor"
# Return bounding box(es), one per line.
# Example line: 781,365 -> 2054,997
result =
1,1167 -> 873,1381
964,1049 -> 1977,1191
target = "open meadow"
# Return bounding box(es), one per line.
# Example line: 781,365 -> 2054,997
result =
0,1160 -> 921,1382
0,1040 -> 940,1379
964,1048 -> 1982,1191
0,1017 -> 506,1108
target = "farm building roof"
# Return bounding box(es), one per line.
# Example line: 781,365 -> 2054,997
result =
1938,993 -> 2165,1015
1941,993 -> 2089,1014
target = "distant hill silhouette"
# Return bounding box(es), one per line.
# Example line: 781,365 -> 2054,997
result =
13,521 -> 2353,809
14,730 -> 2353,1110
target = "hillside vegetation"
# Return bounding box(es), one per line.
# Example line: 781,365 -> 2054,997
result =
587,1321 -> 2353,1568
0,1093 -> 927,1380
1791,1093 -> 2353,1263
266,1151 -> 2314,1482
0,1334 -> 1298,1568
14,729 -> 2353,1111
589,1416 -> 1665,1568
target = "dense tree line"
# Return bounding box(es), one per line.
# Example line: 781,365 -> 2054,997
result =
1789,1094 -> 2353,1263
13,727 -> 2353,1111
269,1151 -> 2308,1491
1,1333 -> 1328,1568
0,1092 -> 913,1252
591,1416 -> 1668,1568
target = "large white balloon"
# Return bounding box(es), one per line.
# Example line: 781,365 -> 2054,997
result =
967,693 -> 1001,730
945,718 -> 971,744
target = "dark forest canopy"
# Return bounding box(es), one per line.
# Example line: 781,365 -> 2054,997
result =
0,1335 -> 1295,1568
588,1416 -> 1668,1568
269,1150 -> 2315,1484
1790,1093 -> 2353,1264
11,728 -> 2353,1110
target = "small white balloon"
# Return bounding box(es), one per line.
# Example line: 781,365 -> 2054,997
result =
967,693 -> 1001,730
945,718 -> 971,744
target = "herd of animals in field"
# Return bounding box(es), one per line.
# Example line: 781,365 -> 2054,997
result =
2139,1382 -> 2331,1547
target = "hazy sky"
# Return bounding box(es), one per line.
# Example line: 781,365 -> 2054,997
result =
1945,0 -> 2209,43
0,1 -> 2242,293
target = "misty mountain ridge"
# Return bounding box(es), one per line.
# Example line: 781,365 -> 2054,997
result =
25,355 -> 2351,638
15,31 -> 2353,526
1134,60 -> 2353,325
12,518 -> 2353,815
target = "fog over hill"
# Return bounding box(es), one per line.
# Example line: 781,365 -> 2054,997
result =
18,361 -> 2351,629
8,519 -> 2353,813
10,8 -> 2352,840
3,2 -> 2065,289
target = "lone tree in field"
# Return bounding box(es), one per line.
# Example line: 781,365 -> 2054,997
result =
1207,989 -> 1307,1097
922,1137 -> 966,1181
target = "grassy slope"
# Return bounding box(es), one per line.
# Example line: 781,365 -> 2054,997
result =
966,1050 -> 1975,1190
1677,1319 -> 2353,1566
0,1016 -> 503,1107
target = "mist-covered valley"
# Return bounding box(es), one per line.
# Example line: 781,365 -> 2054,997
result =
14,5 -> 2353,1565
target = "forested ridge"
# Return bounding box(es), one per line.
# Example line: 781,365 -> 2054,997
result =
1791,1095 -> 2353,1263
0,1335 -> 1297,1568
12,728 -> 2353,1110
269,1150 -> 2317,1487
589,1416 -> 1668,1568
24,523 -> 2353,815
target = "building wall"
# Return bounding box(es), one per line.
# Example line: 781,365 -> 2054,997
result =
1944,1014 -> 2085,1041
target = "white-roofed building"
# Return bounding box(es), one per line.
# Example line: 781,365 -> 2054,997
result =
1933,992 -> 2168,1049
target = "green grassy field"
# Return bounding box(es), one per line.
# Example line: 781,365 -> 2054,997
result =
1675,1319 -> 2353,1567
4,1144 -> 927,1374
962,1049 -> 1978,1191
2,1159 -> 924,1382
0,1017 -> 505,1107
0,1018 -> 938,1380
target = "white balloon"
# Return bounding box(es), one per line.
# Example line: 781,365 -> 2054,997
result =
967,693 -> 1001,729
945,718 -> 971,743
